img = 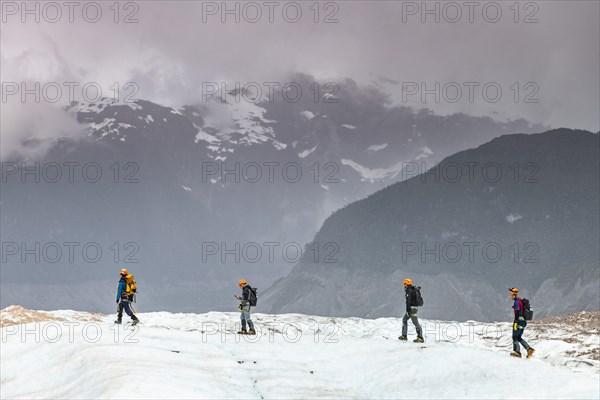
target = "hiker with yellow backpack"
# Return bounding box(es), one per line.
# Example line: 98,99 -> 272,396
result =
115,268 -> 140,325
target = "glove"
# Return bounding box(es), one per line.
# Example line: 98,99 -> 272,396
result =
238,303 -> 243,311
116,299 -> 119,303
518,316 -> 525,321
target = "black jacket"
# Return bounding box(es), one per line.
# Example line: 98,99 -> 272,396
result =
241,285 -> 252,303
405,285 -> 418,312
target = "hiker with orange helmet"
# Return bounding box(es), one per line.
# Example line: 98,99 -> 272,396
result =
398,278 -> 424,343
234,279 -> 256,335
115,268 -> 140,325
509,287 -> 535,358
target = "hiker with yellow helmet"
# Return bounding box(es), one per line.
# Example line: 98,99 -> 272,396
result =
509,287 -> 535,358
115,268 -> 140,326
234,279 -> 256,335
398,278 -> 424,343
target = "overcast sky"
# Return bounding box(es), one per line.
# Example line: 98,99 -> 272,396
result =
1,1 -> 599,158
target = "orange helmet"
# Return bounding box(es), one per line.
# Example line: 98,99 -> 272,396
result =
403,278 -> 412,286
120,268 -> 128,275
509,287 -> 519,295
238,279 -> 247,286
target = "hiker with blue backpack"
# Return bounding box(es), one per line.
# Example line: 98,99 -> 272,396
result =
235,279 -> 257,335
509,287 -> 535,358
398,278 -> 424,343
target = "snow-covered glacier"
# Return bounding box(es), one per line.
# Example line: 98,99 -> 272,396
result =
1,306 -> 598,399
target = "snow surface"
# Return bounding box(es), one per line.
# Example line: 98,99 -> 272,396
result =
1,308 -> 598,399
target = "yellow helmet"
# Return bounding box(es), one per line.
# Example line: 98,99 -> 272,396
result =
120,268 -> 128,275
238,279 -> 247,286
509,287 -> 519,295
403,278 -> 412,286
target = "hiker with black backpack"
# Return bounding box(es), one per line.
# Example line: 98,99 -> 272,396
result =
115,268 -> 140,325
235,279 -> 256,335
509,287 -> 535,358
399,278 -> 424,343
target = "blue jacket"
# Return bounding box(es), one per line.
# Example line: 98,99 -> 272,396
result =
116,277 -> 127,301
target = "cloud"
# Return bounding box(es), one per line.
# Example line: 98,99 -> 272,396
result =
1,0 -> 598,160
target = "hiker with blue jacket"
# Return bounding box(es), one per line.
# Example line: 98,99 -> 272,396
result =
235,279 -> 256,335
398,278 -> 424,343
115,268 -> 140,325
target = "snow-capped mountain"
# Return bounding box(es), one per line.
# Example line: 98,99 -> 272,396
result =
1,75 -> 549,314
1,306 -> 598,399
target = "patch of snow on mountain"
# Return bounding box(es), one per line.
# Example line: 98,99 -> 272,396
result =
367,143 -> 388,152
182,185 -> 192,191
341,159 -> 405,183
341,124 -> 356,130
415,146 -> 433,160
70,98 -> 142,114
299,145 -> 318,158
195,128 -> 221,145
300,111 -> 316,120
506,214 -> 523,223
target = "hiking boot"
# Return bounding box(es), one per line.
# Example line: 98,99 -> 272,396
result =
413,337 -> 425,343
114,318 -> 122,324
398,335 -> 407,341
248,329 -> 256,335
510,351 -> 522,358
132,319 -> 140,326
237,329 -> 248,335
526,348 -> 536,359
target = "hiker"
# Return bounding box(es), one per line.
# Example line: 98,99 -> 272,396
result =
509,287 -> 534,358
115,268 -> 140,325
235,279 -> 256,335
398,278 -> 424,343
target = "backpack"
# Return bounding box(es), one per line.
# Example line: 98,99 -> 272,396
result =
521,298 -> 533,320
248,286 -> 258,307
414,286 -> 424,307
125,274 -> 137,295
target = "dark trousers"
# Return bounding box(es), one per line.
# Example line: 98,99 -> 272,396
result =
512,326 -> 530,353
402,307 -> 422,337
118,299 -> 138,321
